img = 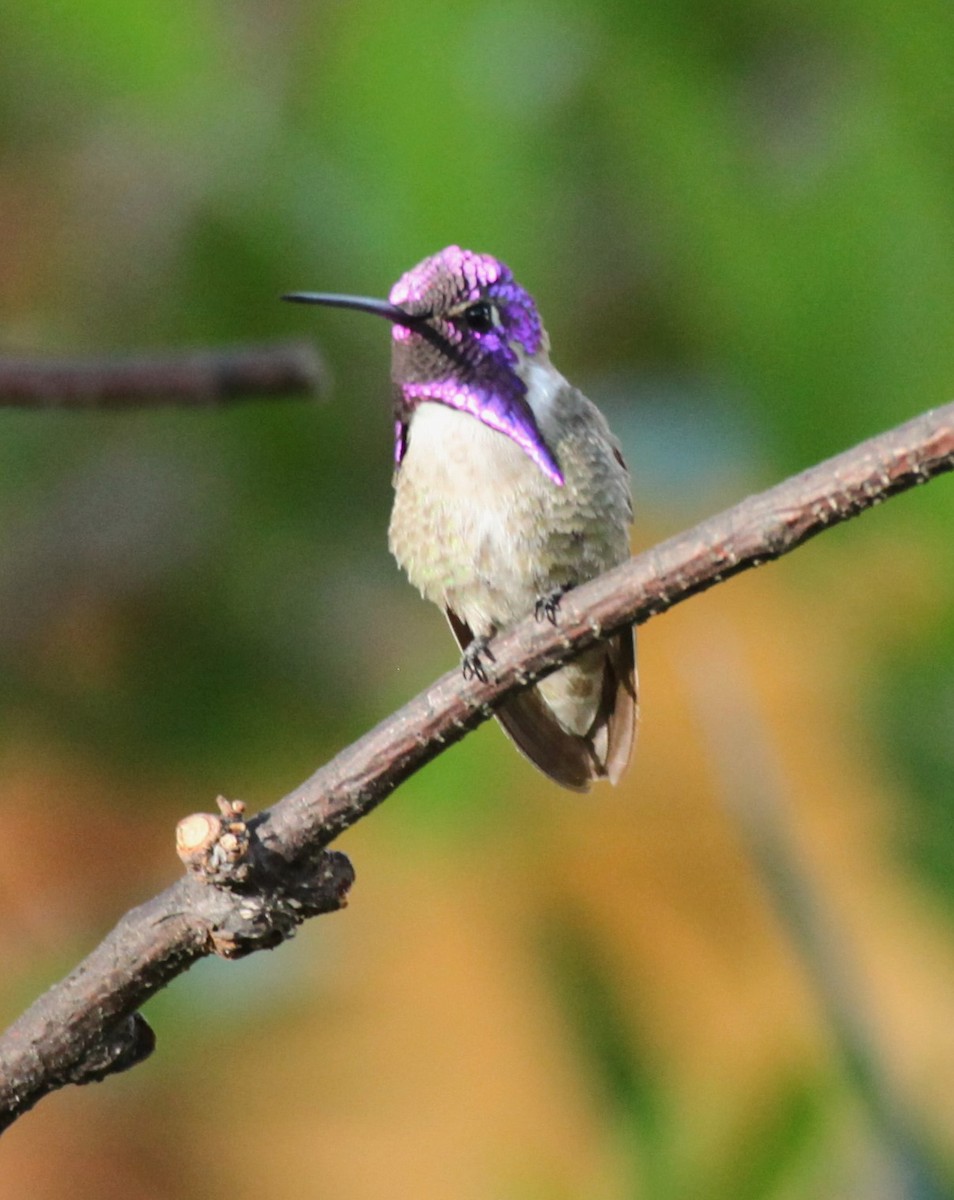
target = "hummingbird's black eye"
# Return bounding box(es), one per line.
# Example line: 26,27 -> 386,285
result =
461,301 -> 495,333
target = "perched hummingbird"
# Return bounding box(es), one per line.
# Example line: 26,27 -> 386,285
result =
284,246 -> 636,790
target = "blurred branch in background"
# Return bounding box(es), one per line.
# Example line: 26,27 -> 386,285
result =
0,341 -> 325,409
688,634 -> 950,1199
0,399 -> 952,1136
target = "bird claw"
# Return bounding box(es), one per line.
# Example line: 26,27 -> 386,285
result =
461,636 -> 495,683
535,586 -> 570,625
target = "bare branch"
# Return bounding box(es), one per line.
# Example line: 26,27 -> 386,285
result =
0,838 -> 354,1131
0,341 -> 325,409
1,399 -> 952,1131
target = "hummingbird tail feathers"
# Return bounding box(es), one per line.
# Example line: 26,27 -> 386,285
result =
446,610 -> 637,792
598,628 -> 638,785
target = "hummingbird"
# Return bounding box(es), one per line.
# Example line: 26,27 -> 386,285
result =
284,246 -> 636,790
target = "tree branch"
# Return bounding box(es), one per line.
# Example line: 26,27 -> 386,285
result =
1,400 -> 952,1131
0,341 -> 325,408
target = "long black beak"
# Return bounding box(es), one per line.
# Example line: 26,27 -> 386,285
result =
282,292 -> 427,327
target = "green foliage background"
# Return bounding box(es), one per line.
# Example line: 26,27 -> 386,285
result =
1,3 -> 952,1198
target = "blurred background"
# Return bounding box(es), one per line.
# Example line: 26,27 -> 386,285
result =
1,2 -> 953,1197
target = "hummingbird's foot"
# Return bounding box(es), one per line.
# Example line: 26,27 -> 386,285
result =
535,585 -> 571,626
461,636 -> 495,684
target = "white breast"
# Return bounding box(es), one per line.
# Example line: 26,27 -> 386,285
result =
388,362 -> 630,634
389,399 -> 560,629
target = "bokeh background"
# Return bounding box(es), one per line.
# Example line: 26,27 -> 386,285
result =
1,3 -> 953,1197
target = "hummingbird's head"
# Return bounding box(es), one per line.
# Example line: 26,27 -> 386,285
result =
386,246 -> 561,483
284,246 -> 563,485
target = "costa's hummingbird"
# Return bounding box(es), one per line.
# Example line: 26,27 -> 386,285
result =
285,246 -> 636,790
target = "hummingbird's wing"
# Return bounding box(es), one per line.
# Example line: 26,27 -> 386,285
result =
445,609 -> 637,791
